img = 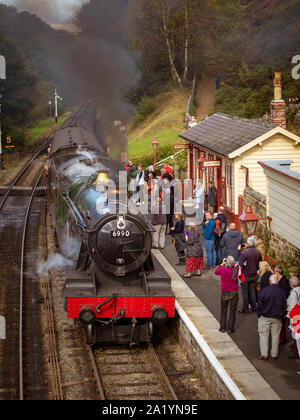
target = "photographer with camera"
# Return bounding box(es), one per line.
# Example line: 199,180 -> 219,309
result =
215,256 -> 239,334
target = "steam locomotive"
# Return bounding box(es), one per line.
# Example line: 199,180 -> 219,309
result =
48,104 -> 175,345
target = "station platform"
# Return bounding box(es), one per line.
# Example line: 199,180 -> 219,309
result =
153,236 -> 300,400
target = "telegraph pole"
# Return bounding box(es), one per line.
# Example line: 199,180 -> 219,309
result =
0,55 -> 6,170
54,88 -> 63,124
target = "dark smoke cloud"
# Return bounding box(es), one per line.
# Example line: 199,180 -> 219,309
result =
1,0 -> 88,24
61,36 -> 139,131
2,0 -> 140,151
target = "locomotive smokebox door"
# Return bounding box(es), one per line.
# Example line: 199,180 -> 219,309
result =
87,213 -> 153,277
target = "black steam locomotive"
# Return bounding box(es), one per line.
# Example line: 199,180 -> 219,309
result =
47,104 -> 175,345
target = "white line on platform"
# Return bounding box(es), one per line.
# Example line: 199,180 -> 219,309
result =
0,315 -> 6,340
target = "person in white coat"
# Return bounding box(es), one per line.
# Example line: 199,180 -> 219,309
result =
134,164 -> 145,206
193,180 -> 205,223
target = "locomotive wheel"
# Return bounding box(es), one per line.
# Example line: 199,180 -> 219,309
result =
86,324 -> 94,345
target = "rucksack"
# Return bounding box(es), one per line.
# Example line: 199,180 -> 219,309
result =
214,220 -> 222,237
232,266 -> 246,283
220,220 -> 227,233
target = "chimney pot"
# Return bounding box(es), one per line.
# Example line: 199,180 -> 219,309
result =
270,72 -> 286,129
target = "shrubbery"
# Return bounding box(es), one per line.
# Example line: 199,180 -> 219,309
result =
133,96 -> 159,126
214,66 -> 300,121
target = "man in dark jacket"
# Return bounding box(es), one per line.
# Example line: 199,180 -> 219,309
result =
162,176 -> 174,234
274,266 -> 290,344
257,274 -> 287,360
220,223 -> 244,261
239,236 -> 262,313
128,161 -> 137,177
208,182 -> 218,214
214,207 -> 228,264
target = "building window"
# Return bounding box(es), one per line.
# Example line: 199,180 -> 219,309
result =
226,164 -> 233,209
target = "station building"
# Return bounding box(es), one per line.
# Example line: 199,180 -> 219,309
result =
179,73 -> 300,229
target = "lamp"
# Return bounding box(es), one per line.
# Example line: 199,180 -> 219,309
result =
239,204 -> 259,236
152,137 -> 159,169
198,152 -> 208,170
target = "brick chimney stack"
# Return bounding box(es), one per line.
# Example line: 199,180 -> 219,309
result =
270,72 -> 286,129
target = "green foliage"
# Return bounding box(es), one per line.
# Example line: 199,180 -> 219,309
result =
214,85 -> 271,119
133,96 -> 160,126
269,248 -> 276,260
0,5 -> 74,144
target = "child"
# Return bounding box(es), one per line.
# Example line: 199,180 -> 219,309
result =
171,214 -> 186,266
183,224 -> 204,279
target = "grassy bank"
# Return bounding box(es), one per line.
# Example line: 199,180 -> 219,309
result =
128,88 -> 189,164
24,113 -> 70,145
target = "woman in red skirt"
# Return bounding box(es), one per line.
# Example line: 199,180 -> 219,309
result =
183,224 -> 204,279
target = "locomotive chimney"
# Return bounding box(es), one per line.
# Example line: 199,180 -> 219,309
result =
270,72 -> 287,129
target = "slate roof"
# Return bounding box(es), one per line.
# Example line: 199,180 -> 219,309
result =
179,113 -> 276,157
259,161 -> 300,183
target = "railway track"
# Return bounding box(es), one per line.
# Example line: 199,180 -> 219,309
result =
0,134 -> 51,210
88,343 -> 178,400
0,143 -> 52,400
0,132 -> 211,401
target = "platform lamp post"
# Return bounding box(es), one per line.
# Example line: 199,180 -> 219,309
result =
0,55 -> 6,170
152,137 -> 159,170
198,152 -> 208,188
239,204 -> 259,236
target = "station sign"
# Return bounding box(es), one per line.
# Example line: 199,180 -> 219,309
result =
174,144 -> 189,150
203,161 -> 221,168
5,136 -> 15,149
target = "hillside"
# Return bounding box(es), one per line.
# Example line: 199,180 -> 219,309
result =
242,0 -> 288,24
128,88 -> 189,164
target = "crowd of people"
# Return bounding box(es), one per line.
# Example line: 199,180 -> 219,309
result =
124,161 -> 300,373
186,113 -> 198,128
288,97 -> 300,105
170,208 -> 300,374
124,160 -> 176,250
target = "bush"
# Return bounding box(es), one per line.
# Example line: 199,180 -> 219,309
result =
133,96 -> 159,126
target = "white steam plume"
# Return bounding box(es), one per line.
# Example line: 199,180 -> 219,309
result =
37,253 -> 74,277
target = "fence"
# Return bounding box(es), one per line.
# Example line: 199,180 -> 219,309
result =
186,74 -> 197,117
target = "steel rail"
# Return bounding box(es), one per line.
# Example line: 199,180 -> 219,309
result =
87,345 -> 106,400
148,343 -> 178,400
19,168 -> 45,400
89,343 -> 178,401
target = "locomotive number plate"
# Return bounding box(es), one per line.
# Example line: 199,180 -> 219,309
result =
111,230 -> 131,238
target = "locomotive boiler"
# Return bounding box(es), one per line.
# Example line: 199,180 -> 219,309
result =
48,104 -> 175,345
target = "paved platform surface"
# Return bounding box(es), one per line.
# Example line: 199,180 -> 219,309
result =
158,234 -> 300,401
